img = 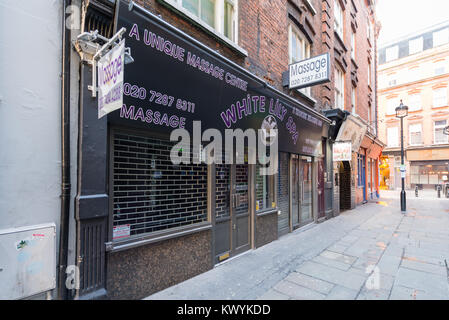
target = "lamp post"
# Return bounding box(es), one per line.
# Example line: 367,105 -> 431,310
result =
395,100 -> 408,212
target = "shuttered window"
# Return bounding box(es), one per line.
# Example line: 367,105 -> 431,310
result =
112,132 -> 208,239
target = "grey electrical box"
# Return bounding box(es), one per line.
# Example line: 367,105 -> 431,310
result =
0,223 -> 56,300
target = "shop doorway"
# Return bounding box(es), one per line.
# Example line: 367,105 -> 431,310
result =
339,161 -> 351,211
277,152 -> 290,237
292,155 -> 314,228
215,162 -> 251,263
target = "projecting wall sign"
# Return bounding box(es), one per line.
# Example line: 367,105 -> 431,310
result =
288,53 -> 331,90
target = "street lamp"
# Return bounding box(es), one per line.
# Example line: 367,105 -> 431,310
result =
395,100 -> 408,212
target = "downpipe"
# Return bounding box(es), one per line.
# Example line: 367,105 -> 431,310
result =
58,0 -> 71,300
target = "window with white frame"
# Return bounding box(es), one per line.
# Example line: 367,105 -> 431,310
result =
385,46 -> 398,62
434,120 -> 448,144
223,0 -> 237,41
351,31 -> 355,60
409,123 -> 422,145
367,19 -> 373,43
386,99 -> 397,115
163,0 -> 238,43
407,93 -> 422,112
289,24 -> 311,96
387,127 -> 399,147
408,66 -> 421,82
368,61 -> 372,87
433,87 -> 447,108
335,66 -> 345,110
351,86 -> 356,114
433,28 -> 449,47
409,37 -> 423,55
334,0 -> 344,40
434,60 -> 446,76
387,73 -> 397,87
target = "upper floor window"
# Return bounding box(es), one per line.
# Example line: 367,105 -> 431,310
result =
224,0 -> 237,41
289,24 -> 311,96
409,37 -> 423,55
387,73 -> 397,87
434,120 -> 448,144
182,0 -> 216,27
334,0 -> 344,40
387,127 -> 399,147
407,93 -> 422,112
385,46 -> 398,62
434,60 -> 446,76
433,87 -> 447,108
408,66 -> 421,82
367,20 -> 373,43
386,98 -> 397,116
351,31 -> 356,60
351,86 -> 356,114
368,61 -> 372,87
335,66 -> 345,110
164,0 -> 238,43
433,28 -> 449,47
409,123 -> 422,146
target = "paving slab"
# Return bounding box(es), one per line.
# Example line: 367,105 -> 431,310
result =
325,285 -> 359,300
284,272 -> 335,295
273,280 -> 326,300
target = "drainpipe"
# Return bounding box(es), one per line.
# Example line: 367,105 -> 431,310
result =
58,0 -> 71,300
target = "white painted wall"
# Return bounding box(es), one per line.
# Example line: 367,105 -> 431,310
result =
0,0 -> 62,230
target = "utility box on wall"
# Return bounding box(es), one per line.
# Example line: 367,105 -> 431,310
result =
0,223 -> 56,299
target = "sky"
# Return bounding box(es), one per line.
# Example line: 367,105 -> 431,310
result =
377,0 -> 449,46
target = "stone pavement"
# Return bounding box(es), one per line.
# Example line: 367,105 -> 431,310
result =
146,191 -> 449,300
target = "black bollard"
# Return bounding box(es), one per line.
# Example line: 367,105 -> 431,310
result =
415,185 -> 418,197
437,185 -> 441,198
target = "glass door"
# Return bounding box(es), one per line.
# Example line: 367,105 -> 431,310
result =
300,156 -> 313,225
291,155 -> 300,228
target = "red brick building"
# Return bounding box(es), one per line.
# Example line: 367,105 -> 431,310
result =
68,0 -> 381,299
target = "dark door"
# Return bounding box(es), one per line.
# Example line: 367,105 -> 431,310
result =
277,152 -> 290,237
317,159 -> 325,219
215,163 -> 250,263
361,155 -> 366,201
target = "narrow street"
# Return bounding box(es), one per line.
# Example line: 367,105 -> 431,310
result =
147,191 -> 449,300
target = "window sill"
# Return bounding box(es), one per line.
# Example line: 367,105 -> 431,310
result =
256,208 -> 279,217
158,0 -> 248,57
105,222 -> 212,253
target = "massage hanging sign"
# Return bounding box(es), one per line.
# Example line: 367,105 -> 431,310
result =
97,39 -> 125,119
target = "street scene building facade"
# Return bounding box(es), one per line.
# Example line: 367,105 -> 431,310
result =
0,0 -> 381,300
378,21 -> 449,191
324,0 -> 383,213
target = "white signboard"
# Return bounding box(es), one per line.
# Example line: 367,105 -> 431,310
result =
98,39 -> 125,119
333,142 -> 352,162
289,53 -> 330,90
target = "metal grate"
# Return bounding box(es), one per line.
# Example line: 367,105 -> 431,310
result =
112,132 -> 208,238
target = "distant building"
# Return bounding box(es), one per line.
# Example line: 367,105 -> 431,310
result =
378,21 -> 449,191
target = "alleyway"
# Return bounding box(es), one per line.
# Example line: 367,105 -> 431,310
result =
146,191 -> 449,300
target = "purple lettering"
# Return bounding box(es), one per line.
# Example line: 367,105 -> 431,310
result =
220,105 -> 237,128
129,23 -> 140,41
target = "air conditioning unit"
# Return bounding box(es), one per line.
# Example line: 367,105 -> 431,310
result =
0,223 -> 56,300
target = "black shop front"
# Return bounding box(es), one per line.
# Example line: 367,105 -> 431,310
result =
75,0 -> 330,300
